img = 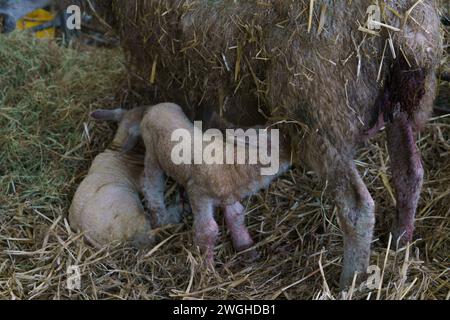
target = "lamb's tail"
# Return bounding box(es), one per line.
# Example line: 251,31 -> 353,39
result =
120,124 -> 141,155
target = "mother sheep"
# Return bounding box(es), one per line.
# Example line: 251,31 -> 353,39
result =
94,0 -> 442,287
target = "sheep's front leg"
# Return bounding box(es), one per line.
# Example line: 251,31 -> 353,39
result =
386,112 -> 424,246
223,202 -> 258,261
188,192 -> 219,266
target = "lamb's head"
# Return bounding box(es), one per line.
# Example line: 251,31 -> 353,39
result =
90,106 -> 147,153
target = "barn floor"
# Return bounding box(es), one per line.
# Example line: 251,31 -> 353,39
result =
0,32 -> 448,300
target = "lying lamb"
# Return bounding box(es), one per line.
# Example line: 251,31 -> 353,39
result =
121,102 -> 291,263
69,106 -> 182,248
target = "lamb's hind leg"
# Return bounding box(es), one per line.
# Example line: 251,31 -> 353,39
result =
188,191 -> 219,266
142,154 -> 181,228
223,202 -> 258,261
386,112 -> 424,246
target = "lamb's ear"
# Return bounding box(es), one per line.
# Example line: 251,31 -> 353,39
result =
90,108 -> 125,122
120,125 -> 141,155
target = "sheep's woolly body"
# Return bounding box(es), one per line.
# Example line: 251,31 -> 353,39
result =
97,1 -> 441,149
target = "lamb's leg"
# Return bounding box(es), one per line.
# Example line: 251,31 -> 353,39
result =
223,202 -> 258,260
142,153 -> 182,227
386,112 -> 424,246
188,192 -> 219,265
142,163 -> 167,228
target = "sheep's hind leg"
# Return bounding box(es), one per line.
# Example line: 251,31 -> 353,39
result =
386,112 -> 424,246
223,202 -> 258,261
332,164 -> 375,288
303,138 -> 375,288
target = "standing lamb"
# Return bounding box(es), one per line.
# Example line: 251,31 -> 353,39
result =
121,102 -> 291,264
94,0 -> 442,286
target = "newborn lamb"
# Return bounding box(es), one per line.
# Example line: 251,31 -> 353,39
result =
69,106 -> 182,248
123,102 -> 291,263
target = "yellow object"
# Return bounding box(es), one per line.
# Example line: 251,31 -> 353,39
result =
16,9 -> 55,39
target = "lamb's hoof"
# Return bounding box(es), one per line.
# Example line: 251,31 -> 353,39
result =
162,204 -> 184,225
241,249 -> 260,263
236,243 -> 259,263
199,255 -> 217,274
